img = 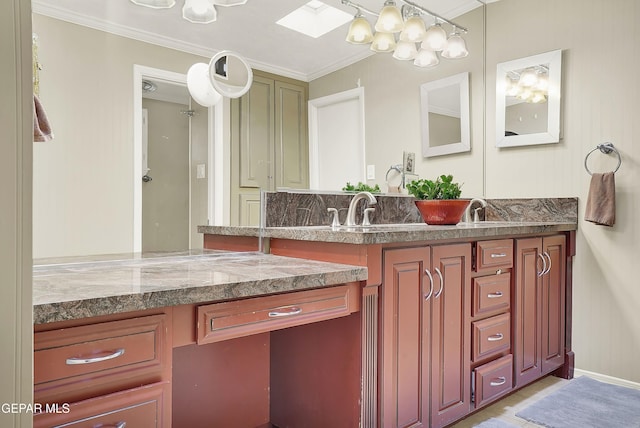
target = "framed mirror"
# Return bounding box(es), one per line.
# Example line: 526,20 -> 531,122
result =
420,72 -> 470,158
496,49 -> 562,147
208,50 -> 253,98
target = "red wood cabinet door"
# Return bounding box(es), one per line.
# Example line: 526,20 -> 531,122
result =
541,235 -> 566,374
381,247 -> 431,428
430,243 -> 472,428
514,238 -> 543,388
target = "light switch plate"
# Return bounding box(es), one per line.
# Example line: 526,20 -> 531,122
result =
367,165 -> 375,180
197,164 -> 206,179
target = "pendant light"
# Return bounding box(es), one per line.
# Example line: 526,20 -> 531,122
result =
374,0 -> 404,33
413,49 -> 439,67
399,11 -> 426,42
441,27 -> 468,59
393,41 -> 418,60
370,32 -> 396,52
346,11 -> 374,44
421,21 -> 447,51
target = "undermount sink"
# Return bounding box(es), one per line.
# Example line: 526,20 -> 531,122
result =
331,223 -> 428,231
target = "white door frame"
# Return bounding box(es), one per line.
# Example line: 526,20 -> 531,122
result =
308,87 -> 366,189
133,65 -> 223,252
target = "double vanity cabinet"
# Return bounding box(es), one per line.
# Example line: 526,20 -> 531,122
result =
234,221 -> 576,428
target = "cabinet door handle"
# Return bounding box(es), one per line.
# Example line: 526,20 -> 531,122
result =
542,251 -> 552,275
434,267 -> 444,299
537,253 -> 547,277
487,333 -> 504,342
66,348 -> 125,365
424,268 -> 434,301
487,291 -> 503,298
490,253 -> 507,258
268,306 -> 302,317
490,377 -> 507,387
98,423 -> 127,428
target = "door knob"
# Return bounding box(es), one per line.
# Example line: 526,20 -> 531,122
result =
142,175 -> 152,182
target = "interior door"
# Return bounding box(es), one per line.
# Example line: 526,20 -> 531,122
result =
142,98 -> 189,252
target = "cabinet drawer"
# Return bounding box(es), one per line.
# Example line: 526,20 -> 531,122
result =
476,239 -> 513,271
474,354 -> 513,408
472,313 -> 511,362
34,381 -> 170,428
472,273 -> 511,317
34,314 -> 168,404
198,283 -> 360,344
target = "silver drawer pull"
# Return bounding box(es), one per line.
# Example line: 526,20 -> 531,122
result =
268,306 -> 302,317
66,348 -> 125,365
490,253 -> 507,258
100,423 -> 127,428
487,333 -> 504,342
490,377 -> 507,387
487,292 -> 504,298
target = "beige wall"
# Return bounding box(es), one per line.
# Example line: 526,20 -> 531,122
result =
311,0 -> 640,383
1,0 -> 33,426
32,14 -> 208,258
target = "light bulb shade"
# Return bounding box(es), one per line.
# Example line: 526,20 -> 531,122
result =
421,23 -> 447,51
399,16 -> 426,42
346,16 -> 374,44
187,62 -> 222,107
374,1 -> 404,33
130,0 -> 175,8
441,33 -> 468,58
183,0 -> 217,23
413,49 -> 439,67
518,69 -> 538,87
393,41 -> 418,60
370,32 -> 396,52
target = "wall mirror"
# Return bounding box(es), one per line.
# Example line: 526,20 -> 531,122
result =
496,49 -> 562,148
208,50 -> 253,99
420,72 -> 470,158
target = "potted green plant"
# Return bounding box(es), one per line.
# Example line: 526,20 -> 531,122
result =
406,175 -> 470,225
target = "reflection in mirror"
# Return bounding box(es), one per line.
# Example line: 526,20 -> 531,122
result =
420,72 -> 470,158
496,49 -> 562,147
208,50 -> 253,98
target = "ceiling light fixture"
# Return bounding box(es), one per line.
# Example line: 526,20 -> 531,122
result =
130,0 -> 246,24
342,0 -> 469,69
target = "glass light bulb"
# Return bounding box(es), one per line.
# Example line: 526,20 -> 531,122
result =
370,32 -> 396,52
399,16 -> 426,42
421,23 -> 447,51
413,49 -> 439,67
346,16 -> 373,44
518,69 -> 538,87
374,1 -> 404,33
441,33 -> 468,59
393,41 -> 418,60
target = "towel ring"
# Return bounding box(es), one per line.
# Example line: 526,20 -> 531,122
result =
584,143 -> 621,176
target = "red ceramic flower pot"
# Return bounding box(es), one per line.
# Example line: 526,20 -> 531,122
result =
414,199 -> 470,225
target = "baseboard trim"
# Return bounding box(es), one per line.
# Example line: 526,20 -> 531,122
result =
574,368 -> 640,390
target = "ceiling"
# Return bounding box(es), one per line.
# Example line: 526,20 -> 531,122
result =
31,0 -> 485,82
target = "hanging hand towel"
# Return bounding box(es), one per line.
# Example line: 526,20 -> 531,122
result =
584,172 -> 615,226
33,94 -> 53,142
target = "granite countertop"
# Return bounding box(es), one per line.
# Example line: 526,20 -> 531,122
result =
33,251 -> 368,325
198,220 -> 577,245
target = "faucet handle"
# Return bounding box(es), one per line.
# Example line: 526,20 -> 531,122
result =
362,208 -> 375,226
327,208 -> 340,228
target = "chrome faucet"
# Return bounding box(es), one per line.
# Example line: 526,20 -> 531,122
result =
463,198 -> 487,223
345,191 -> 377,226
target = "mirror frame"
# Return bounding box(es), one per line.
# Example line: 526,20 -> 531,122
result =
420,72 -> 470,158
496,49 -> 562,148
208,50 -> 253,99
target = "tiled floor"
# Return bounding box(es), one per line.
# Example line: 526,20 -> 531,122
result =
450,375 -> 570,427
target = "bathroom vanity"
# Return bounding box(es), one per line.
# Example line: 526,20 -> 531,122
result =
32,252 -> 367,427
198,195 -> 578,427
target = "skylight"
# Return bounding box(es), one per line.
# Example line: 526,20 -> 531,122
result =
276,0 -> 353,38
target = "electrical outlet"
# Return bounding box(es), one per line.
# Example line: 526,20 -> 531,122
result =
367,165 -> 375,180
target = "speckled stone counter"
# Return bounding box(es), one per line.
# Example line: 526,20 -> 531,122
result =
33,251 -> 368,324
199,221 -> 576,246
